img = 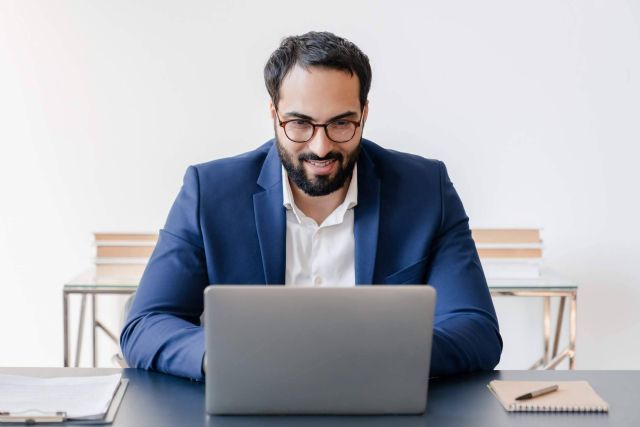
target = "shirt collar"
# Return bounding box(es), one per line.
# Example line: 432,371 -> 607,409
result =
282,164 -> 358,225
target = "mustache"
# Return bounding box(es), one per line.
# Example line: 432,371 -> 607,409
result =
298,151 -> 344,162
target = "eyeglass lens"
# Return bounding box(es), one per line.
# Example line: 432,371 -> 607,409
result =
284,120 -> 356,143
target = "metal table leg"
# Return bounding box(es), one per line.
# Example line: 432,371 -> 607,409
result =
542,291 -> 578,370
62,281 -> 138,369
569,293 -> 577,369
552,297 -> 566,358
92,294 -> 97,368
96,320 -> 119,343
63,291 -> 69,367
543,296 -> 550,365
74,294 -> 87,367
490,287 -> 578,371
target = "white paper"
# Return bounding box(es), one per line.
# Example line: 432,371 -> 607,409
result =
0,373 -> 122,420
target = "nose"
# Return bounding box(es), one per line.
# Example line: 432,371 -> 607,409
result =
305,127 -> 333,159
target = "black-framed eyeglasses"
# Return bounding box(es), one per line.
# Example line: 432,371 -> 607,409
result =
275,110 -> 363,143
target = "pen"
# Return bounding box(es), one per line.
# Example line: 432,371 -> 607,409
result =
515,384 -> 559,401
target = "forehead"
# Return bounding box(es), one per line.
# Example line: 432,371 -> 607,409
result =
278,65 -> 360,118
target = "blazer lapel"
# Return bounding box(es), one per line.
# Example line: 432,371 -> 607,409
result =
253,140 -> 380,285
253,142 -> 286,285
354,145 -> 381,285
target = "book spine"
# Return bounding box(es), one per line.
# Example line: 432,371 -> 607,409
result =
475,243 -> 543,249
94,257 -> 150,264
96,246 -> 155,258
94,241 -> 157,247
477,248 -> 542,258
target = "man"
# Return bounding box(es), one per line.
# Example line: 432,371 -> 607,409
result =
121,31 -> 502,381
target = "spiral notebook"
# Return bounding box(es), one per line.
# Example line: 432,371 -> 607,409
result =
488,380 -> 609,413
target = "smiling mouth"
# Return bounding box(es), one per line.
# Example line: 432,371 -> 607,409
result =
305,159 -> 336,167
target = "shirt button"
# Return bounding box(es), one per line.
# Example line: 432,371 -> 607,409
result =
314,276 -> 322,285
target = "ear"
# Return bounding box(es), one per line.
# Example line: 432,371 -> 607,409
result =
269,101 -> 276,120
362,100 -> 369,124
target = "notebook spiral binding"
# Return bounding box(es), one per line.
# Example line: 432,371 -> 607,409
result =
509,403 -> 609,412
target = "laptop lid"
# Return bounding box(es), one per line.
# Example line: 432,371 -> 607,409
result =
204,286 -> 436,415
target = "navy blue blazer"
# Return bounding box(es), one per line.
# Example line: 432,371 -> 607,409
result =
121,139 -> 502,380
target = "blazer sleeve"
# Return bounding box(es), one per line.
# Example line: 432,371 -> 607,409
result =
427,161 -> 503,376
120,166 -> 208,381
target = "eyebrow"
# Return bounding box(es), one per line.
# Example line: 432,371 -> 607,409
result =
281,110 -> 359,122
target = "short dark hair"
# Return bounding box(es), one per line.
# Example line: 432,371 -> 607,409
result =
264,31 -> 372,109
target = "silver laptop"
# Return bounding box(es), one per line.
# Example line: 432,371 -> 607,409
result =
204,285 -> 436,415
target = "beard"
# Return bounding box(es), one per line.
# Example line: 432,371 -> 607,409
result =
275,133 -> 360,197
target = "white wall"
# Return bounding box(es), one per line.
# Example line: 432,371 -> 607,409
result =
1,0 -> 639,369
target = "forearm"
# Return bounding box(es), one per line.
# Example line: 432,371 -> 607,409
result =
120,314 -> 205,381
429,312 -> 502,376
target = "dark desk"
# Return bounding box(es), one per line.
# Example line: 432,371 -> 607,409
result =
1,368 -> 638,426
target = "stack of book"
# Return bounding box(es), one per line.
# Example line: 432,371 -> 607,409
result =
471,228 -> 543,279
94,232 -> 158,277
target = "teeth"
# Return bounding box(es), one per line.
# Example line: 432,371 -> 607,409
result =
308,160 -> 333,167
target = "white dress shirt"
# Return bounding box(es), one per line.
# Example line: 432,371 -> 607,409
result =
282,165 -> 358,287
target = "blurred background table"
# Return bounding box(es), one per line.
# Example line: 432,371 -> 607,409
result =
63,270 -> 577,369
